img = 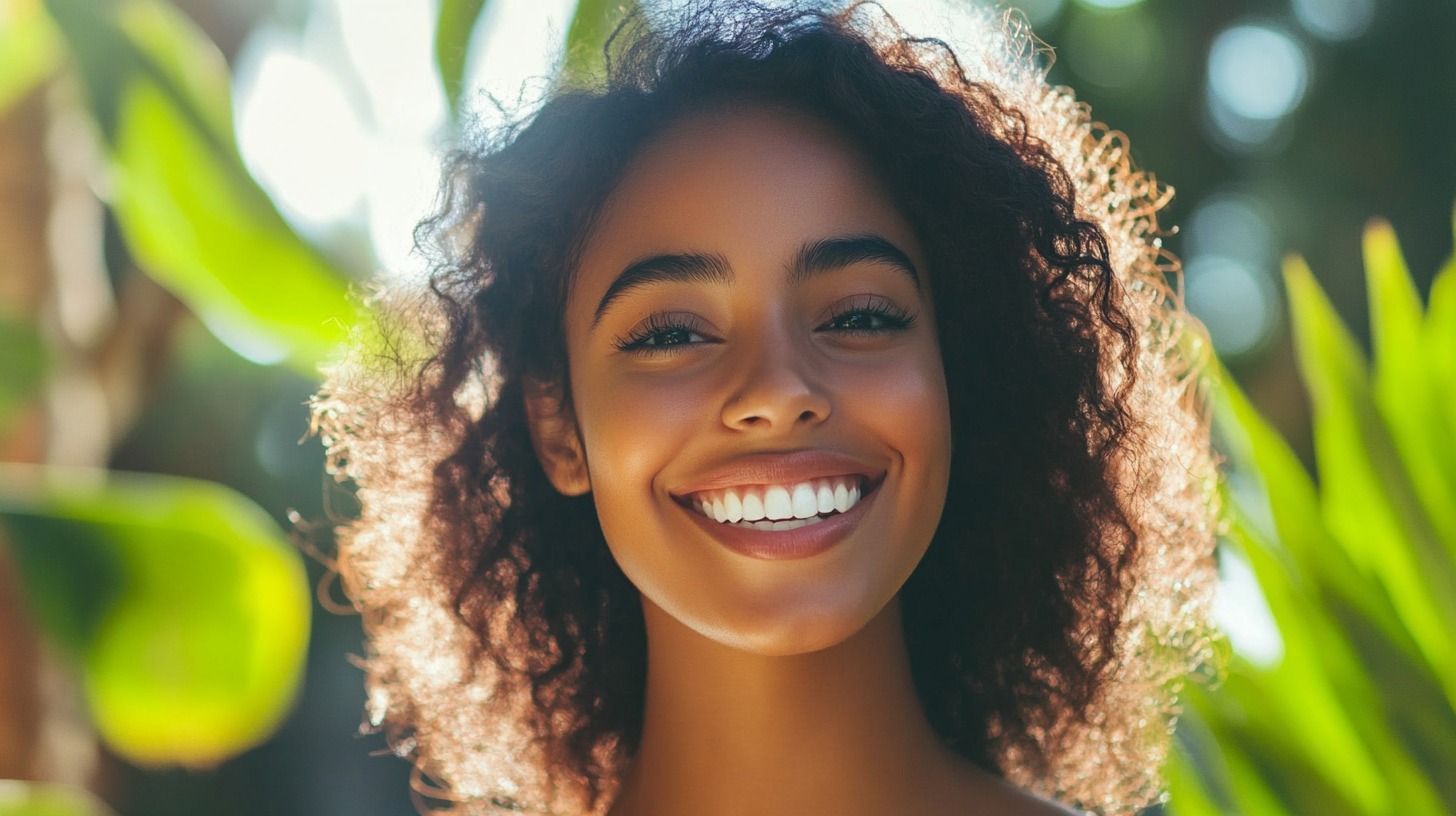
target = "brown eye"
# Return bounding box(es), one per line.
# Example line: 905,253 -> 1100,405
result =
636,327 -> 700,347
614,313 -> 715,354
819,296 -> 915,335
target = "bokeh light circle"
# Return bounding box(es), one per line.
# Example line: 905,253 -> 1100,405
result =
1207,25 -> 1309,121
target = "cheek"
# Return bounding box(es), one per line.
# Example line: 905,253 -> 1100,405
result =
574,367 -> 718,488
839,343 -> 952,455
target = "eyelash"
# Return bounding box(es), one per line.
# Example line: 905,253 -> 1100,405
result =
612,297 -> 916,355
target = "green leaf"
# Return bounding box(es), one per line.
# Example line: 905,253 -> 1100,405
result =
1212,369 -> 1451,812
1284,256 -> 1456,698
0,464 -> 311,769
560,0 -> 637,88
1365,220 -> 1456,564
45,0 -> 362,374
0,781 -> 117,816
1163,749 -> 1227,816
0,0 -> 61,117
1217,509 -> 1391,812
1426,210 -> 1456,462
1178,686 -> 1298,815
436,0 -> 490,119
1214,362 -> 1410,654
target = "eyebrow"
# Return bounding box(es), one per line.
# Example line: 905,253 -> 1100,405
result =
591,234 -> 921,326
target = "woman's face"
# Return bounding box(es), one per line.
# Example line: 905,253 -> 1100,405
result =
540,107 -> 952,656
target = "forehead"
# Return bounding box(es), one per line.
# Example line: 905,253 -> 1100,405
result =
568,106 -> 922,310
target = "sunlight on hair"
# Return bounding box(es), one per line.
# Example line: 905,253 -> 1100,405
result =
313,2 -> 1222,813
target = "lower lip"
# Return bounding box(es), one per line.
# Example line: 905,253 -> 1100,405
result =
679,487 -> 878,560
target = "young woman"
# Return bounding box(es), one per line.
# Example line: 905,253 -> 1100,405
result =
313,2 -> 1221,814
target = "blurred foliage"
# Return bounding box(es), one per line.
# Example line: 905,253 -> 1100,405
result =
1166,221 -> 1456,814
0,317 -> 47,436
42,0 -> 359,374
0,0 -> 651,808
1,465 -> 310,769
435,0 -> 491,119
0,0 -> 60,116
0,0 -> 325,785
0,781 -> 117,816
560,0 -> 639,87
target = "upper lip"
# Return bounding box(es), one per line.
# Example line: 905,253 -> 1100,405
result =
669,449 -> 885,499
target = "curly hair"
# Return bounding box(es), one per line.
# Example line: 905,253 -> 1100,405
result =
312,2 -> 1221,814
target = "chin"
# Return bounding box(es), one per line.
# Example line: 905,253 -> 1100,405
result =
669,588 -> 895,658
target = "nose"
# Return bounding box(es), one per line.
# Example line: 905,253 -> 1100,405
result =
720,333 -> 832,432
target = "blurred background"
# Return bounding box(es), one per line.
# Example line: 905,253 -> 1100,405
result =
0,0 -> 1452,814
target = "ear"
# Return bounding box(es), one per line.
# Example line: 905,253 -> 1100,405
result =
523,377 -> 591,496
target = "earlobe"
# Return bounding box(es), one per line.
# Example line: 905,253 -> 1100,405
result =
523,378 -> 591,496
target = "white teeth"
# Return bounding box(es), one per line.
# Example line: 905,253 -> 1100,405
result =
791,483 -> 818,519
763,486 -> 793,520
723,490 -> 743,523
741,491 -> 765,521
688,476 -> 868,526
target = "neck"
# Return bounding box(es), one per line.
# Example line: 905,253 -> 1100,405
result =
607,597 -> 992,816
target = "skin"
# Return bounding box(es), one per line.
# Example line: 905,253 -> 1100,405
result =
527,107 -> 1080,816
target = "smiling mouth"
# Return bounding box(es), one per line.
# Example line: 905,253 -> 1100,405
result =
675,475 -> 875,531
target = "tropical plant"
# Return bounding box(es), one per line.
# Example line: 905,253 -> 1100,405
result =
1166,219 -> 1456,814
0,0 -> 337,780
0,0 -> 637,802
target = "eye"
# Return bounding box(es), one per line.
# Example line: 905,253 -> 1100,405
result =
614,313 -> 714,354
819,295 -> 916,336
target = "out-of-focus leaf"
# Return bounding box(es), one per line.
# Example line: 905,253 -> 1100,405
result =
0,316 -> 47,436
0,0 -> 61,116
1284,256 -> 1456,696
1215,363 -> 1411,659
1227,510 -> 1450,812
0,781 -> 117,816
44,0 -> 361,373
436,0 -> 490,119
1162,746 -> 1227,816
1209,367 -> 1454,812
0,464 -> 311,769
112,80 -> 356,371
1177,684 -> 1296,815
1426,212 -> 1456,455
1180,229 -> 1456,815
1365,220 -> 1456,563
1217,502 -> 1390,812
560,0 -> 638,88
